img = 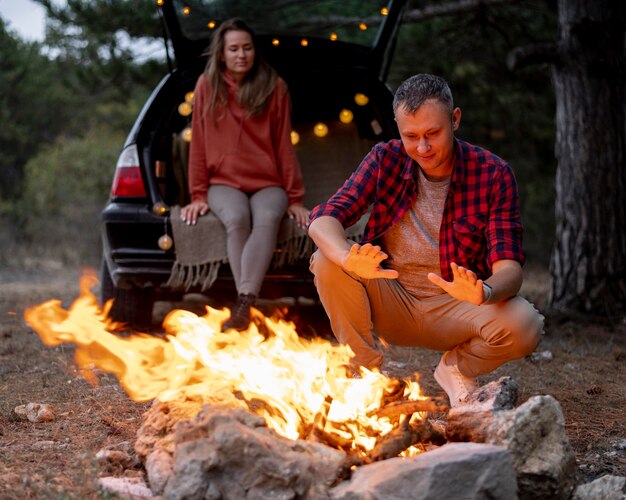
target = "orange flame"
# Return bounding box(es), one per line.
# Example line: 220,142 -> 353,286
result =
24,270 -> 431,456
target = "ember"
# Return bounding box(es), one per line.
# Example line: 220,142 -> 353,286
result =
24,270 -> 445,459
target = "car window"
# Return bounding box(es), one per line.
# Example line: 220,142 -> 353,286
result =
172,0 -> 391,46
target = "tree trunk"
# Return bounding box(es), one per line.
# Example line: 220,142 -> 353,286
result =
549,0 -> 626,318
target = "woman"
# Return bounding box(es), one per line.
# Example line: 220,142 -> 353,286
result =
180,18 -> 309,332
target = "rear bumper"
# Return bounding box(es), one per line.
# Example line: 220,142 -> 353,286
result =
101,201 -> 317,299
102,201 -> 175,289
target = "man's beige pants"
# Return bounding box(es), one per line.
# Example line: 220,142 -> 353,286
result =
310,250 -> 544,377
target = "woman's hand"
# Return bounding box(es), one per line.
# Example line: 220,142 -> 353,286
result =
287,204 -> 311,229
180,201 -> 209,225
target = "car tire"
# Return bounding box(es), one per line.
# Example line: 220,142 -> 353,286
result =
100,259 -> 155,328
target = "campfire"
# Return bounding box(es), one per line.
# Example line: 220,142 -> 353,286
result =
24,270 -> 446,463
23,270 -> 581,499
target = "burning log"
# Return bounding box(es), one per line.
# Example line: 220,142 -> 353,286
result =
375,398 -> 448,419
304,396 -> 332,441
368,418 -> 447,462
334,454 -> 366,484
309,423 -> 356,451
380,378 -> 407,406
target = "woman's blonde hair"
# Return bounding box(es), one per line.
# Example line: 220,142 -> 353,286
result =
203,18 -> 278,120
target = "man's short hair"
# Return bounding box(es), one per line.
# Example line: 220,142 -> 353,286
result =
393,74 -> 454,115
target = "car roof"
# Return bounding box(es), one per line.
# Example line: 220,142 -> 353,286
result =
158,0 -> 407,77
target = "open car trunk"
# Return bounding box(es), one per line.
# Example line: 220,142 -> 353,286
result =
101,0 -> 406,326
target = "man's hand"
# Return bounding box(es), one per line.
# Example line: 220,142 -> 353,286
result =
341,243 -> 399,280
428,262 -> 485,305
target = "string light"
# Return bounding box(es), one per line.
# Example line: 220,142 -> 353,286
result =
152,202 -> 168,215
158,234 -> 173,250
272,38 -> 280,46
178,102 -> 192,117
182,127 -> 192,142
339,109 -> 354,124
207,21 -> 216,29
300,38 -> 308,47
359,23 -> 368,31
182,6 -> 190,15
329,33 -> 338,41
354,93 -> 369,106
313,123 -> 329,137
290,131 -> 300,145
185,91 -> 194,103
380,7 -> 389,15
156,0 -> 164,6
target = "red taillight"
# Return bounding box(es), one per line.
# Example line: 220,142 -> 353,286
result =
111,145 -> 147,197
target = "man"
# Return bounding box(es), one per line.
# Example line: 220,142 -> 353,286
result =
308,74 -> 543,407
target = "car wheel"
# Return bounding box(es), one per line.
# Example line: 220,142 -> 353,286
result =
100,259 -> 155,328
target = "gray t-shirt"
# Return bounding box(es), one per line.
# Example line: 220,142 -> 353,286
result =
381,168 -> 450,298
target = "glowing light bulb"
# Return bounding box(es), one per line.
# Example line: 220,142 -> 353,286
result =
207,21 -> 216,29
301,38 -> 308,47
290,130 -> 300,145
313,123 -> 329,137
156,0 -> 164,6
354,93 -> 369,106
381,7 -> 389,15
329,33 -> 338,41
339,109 -> 354,124
178,102 -> 192,116
152,202 -> 168,216
158,234 -> 173,250
359,23 -> 367,31
272,38 -> 280,46
182,6 -> 190,15
185,91 -> 194,104
182,127 -> 192,142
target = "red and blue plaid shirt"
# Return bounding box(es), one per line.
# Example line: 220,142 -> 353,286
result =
309,138 -> 525,281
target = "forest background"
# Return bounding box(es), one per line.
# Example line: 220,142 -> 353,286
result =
0,0 -> 558,276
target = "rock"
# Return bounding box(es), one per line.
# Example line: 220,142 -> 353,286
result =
96,449 -> 136,469
98,476 -> 155,499
13,403 -> 56,423
145,448 -> 173,495
529,350 -> 554,362
572,474 -> 626,500
134,393 -> 243,460
330,442 -> 518,500
505,395 -> 576,499
613,439 -> 626,451
97,440 -> 140,470
447,393 -> 576,500
445,376 -> 519,443
134,398 -> 205,460
163,405 -> 346,500
32,440 -> 56,449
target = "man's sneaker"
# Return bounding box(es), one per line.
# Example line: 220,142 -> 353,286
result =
434,352 -> 478,407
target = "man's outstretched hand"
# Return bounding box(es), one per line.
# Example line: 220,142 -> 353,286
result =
428,262 -> 485,305
342,243 -> 399,280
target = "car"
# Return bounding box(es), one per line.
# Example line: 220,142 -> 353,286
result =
100,0 -> 406,327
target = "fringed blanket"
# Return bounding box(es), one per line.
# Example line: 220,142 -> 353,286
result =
165,205 -> 316,292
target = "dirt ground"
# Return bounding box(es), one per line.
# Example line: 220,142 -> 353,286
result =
0,262 -> 624,499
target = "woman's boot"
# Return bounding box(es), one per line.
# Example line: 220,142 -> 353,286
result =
221,293 -> 256,332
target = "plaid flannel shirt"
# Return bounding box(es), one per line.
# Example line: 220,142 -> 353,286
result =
309,138 -> 525,281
